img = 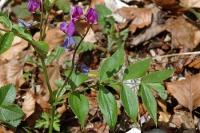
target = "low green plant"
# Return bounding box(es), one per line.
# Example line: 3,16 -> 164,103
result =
0,2 -> 174,133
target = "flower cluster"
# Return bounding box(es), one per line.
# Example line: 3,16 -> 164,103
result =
60,6 -> 98,48
28,0 -> 41,12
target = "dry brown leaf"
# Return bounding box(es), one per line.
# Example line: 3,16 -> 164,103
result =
22,90 -> 36,119
39,64 -> 61,99
22,90 -> 50,119
166,73 -> 200,111
180,0 -> 200,8
116,7 -> 152,33
130,6 -> 164,46
0,58 -> 25,87
166,17 -> 200,50
188,57 -> 200,69
0,36 -> 28,61
170,110 -> 194,129
91,0 -> 105,7
0,126 -> 13,133
33,27 -> 65,50
152,0 -> 179,9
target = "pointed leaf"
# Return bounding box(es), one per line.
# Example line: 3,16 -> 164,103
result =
99,45 -> 124,82
97,86 -> 117,129
120,85 -> 138,121
147,83 -> 168,100
0,84 -> 16,105
142,69 -> 174,83
0,32 -> 14,54
140,83 -> 157,125
123,58 -> 151,80
68,93 -> 89,127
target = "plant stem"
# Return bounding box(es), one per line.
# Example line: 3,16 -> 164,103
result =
49,105 -> 55,133
56,26 -> 91,98
41,58 -> 53,97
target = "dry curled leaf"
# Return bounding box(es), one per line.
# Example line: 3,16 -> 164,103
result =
152,0 -> 179,9
33,27 -> 65,50
39,64 -> 61,99
22,90 -> 50,119
22,90 -> 36,119
116,7 -> 152,33
0,36 -> 28,61
188,57 -> 200,69
166,17 -> 200,50
180,0 -> 200,8
166,73 -> 200,111
0,58 -> 25,87
0,126 -> 13,133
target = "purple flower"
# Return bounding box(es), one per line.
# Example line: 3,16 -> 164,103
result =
60,21 -> 75,36
85,8 -> 98,24
80,64 -> 89,74
63,36 -> 75,48
71,6 -> 83,20
27,0 -> 41,12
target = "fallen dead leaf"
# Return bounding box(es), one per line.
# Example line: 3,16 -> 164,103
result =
39,64 -> 61,98
0,36 -> 28,61
0,126 -> 13,133
22,90 -> 36,119
188,57 -> 200,69
152,0 -> 179,9
166,17 -> 200,50
116,7 -> 152,33
0,58 -> 25,87
170,110 -> 194,129
158,101 -> 171,123
130,6 -> 164,46
33,27 -> 65,50
180,0 -> 200,8
22,90 -> 50,119
166,73 -> 200,112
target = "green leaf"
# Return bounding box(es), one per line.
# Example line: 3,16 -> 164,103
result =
32,41 -> 49,58
12,25 -> 32,41
0,84 -> 16,105
69,93 -> 89,127
97,86 -> 117,129
140,83 -> 157,125
120,85 -> 138,122
46,46 -> 64,64
55,0 -> 70,13
96,4 -> 112,25
142,69 -> 174,83
147,83 -> 168,100
13,3 -> 31,19
123,58 -> 151,80
65,70 -> 88,89
0,32 -> 14,54
0,104 -> 24,127
99,45 -> 124,82
0,13 -> 12,29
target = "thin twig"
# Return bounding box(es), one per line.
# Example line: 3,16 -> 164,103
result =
153,51 -> 200,59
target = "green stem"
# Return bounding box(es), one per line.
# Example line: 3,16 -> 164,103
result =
41,58 -> 53,97
56,26 -> 91,98
49,105 -> 55,133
